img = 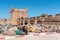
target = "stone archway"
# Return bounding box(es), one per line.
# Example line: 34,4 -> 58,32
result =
21,20 -> 23,25
20,17 -> 24,25
25,20 -> 28,25
17,18 -> 20,25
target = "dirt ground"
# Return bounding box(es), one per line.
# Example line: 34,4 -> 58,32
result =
0,33 -> 60,40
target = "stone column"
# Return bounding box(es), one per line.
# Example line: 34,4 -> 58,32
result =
28,20 -> 30,25
23,20 -> 25,26
35,19 -> 37,25
34,17 -> 37,25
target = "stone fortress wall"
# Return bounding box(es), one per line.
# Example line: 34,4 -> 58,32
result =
0,7 -> 60,27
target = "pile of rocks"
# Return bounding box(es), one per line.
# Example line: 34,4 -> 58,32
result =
0,24 -> 60,36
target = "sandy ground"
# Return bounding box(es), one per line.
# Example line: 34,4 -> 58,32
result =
15,33 -> 60,40
0,33 -> 60,40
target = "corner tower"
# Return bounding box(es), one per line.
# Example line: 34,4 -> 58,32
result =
10,7 -> 28,20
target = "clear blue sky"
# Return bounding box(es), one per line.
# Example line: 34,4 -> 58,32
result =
0,0 -> 60,18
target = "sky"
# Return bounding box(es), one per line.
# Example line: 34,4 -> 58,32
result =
0,0 -> 60,18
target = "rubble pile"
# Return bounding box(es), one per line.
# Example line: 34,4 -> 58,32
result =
0,24 -> 60,36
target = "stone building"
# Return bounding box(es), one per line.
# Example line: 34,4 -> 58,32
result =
10,7 -> 28,25
0,7 -> 60,27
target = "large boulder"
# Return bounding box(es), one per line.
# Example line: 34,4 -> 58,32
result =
4,27 -> 17,36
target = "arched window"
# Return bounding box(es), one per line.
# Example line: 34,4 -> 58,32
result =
31,23 -> 33,25
18,18 -> 20,20
21,17 -> 23,19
